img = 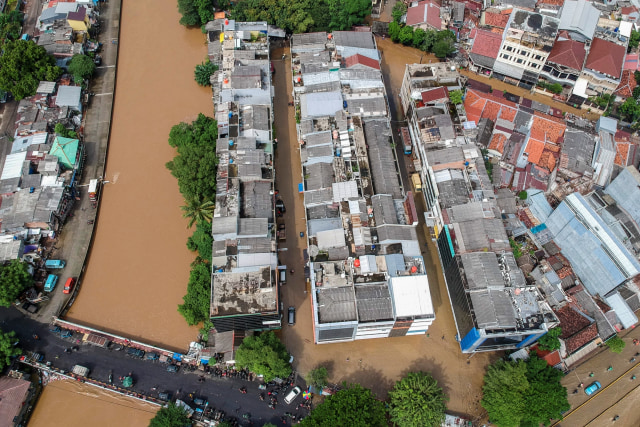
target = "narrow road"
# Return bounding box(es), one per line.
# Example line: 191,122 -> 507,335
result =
0,306 -> 309,426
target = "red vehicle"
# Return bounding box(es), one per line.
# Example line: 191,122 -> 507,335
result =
63,277 -> 76,294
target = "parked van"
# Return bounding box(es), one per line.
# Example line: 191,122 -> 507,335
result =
280,269 -> 286,284
44,274 -> 58,292
288,306 -> 295,326
45,259 -> 66,269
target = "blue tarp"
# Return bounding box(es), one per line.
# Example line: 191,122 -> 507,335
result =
172,353 -> 183,361
298,183 -> 304,193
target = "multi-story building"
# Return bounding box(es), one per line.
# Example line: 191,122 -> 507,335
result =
492,9 -> 560,88
291,31 -> 436,344
208,21 -> 282,332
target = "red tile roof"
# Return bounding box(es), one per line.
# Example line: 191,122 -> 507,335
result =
531,345 -> 562,367
530,113 -> 566,144
0,377 -> 31,427
406,1 -> 443,29
470,29 -> 503,59
525,138 -> 545,165
547,38 -> 586,71
538,148 -> 558,171
484,12 -> 510,29
463,88 -> 518,125
621,6 -> 638,15
344,54 -> 380,70
489,133 -> 508,153
614,70 -> 637,99
537,0 -> 565,5
585,38 -> 626,79
615,142 -> 631,166
421,87 -> 449,103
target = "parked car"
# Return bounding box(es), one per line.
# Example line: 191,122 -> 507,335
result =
288,306 -> 296,326
63,277 -> 76,294
126,348 -> 145,358
585,381 -> 601,396
276,199 -> 286,215
145,352 -> 159,361
44,274 -> 58,292
167,364 -> 179,373
284,386 -> 301,404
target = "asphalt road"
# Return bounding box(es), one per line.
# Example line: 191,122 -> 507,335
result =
0,306 -> 309,426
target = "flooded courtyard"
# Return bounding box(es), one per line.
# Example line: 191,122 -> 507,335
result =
66,0 -> 212,350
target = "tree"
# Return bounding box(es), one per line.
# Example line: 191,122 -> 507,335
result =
399,25 -> 414,46
433,39 -> 455,58
181,197 -> 214,228
0,260 -> 33,307
0,329 -> 21,370
0,40 -> 61,100
548,83 -> 563,95
412,28 -> 427,49
328,0 -> 371,31
629,30 -> 640,51
166,113 -> 219,203
54,123 -> 78,139
306,366 -> 328,389
388,372 -> 448,427
391,2 -> 407,24
177,258 -> 211,325
538,327 -> 562,351
0,10 -> 23,45
606,335 -> 626,353
481,360 -> 528,427
177,0 -> 214,27
422,29 -> 437,52
449,89 -> 463,105
149,402 -> 190,427
186,220 -> 213,261
388,21 -> 402,43
619,97 -> 640,122
481,357 -> 569,427
521,356 -> 570,426
300,384 -> 386,427
234,332 -> 292,382
194,60 -> 218,86
68,54 -> 96,83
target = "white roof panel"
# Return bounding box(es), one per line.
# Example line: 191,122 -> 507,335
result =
0,151 -> 27,180
389,275 -> 435,318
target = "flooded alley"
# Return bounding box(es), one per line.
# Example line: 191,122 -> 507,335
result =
66,0 -> 212,350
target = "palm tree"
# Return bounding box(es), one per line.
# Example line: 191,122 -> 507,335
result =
181,197 -> 214,228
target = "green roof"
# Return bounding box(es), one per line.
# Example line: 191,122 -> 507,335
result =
50,136 -> 80,170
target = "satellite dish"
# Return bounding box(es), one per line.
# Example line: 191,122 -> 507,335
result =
308,245 -> 319,257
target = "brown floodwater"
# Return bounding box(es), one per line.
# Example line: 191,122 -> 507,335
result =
29,380 -> 158,427
66,0 -> 212,350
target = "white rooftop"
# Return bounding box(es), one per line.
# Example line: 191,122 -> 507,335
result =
1,151 -> 27,180
389,275 -> 435,318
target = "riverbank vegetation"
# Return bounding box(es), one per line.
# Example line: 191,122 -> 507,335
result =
177,0 -> 216,27
194,59 -> 218,86
230,0 -> 370,33
235,332 -> 292,382
0,260 -> 33,307
0,329 -> 21,370
0,40 -> 61,100
481,356 -> 569,426
166,113 -> 218,326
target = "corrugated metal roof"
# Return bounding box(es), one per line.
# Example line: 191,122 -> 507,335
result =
389,275 -> 435,318
606,293 -> 638,329
55,85 -> 81,107
0,151 -> 27,180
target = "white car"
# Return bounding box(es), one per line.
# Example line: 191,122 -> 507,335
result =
284,386 -> 301,404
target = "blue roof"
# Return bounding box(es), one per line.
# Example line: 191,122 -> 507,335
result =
526,190 -> 553,223
605,166 -> 640,229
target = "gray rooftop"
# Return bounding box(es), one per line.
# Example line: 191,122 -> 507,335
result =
604,166 -> 640,231
355,284 -> 394,322
304,131 -> 333,147
333,31 -> 376,49
434,170 -> 469,209
305,162 -> 335,191
211,267 -> 277,316
238,218 -> 268,237
317,286 -> 357,323
241,181 -> 273,221
301,92 -> 344,118
242,105 -> 270,131
364,119 -> 403,198
455,218 -> 511,253
507,9 -> 560,45
372,194 -> 399,225
291,32 -> 328,47
55,85 -> 81,108
560,129 -> 595,175
559,0 -> 599,41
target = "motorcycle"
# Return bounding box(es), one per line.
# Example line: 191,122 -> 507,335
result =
109,371 -> 113,384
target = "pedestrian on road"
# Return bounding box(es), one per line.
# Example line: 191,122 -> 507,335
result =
441,335 -> 445,340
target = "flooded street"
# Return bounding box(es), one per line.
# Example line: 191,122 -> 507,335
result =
29,380 -> 158,427
66,0 -> 211,350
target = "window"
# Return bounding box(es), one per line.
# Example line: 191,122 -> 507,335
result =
543,65 -> 552,72
520,50 -> 528,56
516,58 -> 523,64
502,54 -> 511,60
506,46 -> 513,52
535,55 -> 543,61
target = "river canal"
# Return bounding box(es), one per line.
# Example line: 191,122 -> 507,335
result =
66,0 -> 211,350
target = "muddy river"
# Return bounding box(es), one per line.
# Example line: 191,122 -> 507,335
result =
29,380 -> 158,427
66,0 -> 211,350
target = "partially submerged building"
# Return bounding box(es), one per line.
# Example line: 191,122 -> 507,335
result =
291,31 -> 436,343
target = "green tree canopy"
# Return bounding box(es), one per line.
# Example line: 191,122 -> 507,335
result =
177,0 -> 215,27
606,335 -> 626,353
0,329 -> 21,370
54,123 -> 78,139
619,97 -> 640,123
0,40 -> 61,100
68,54 -> 96,83
327,0 -> 371,31
399,25 -> 415,46
234,332 -> 292,382
186,220 -> 213,261
391,2 -> 407,24
300,384 -> 386,427
0,10 -> 23,45
194,60 -> 218,86
388,372 -> 448,427
166,113 -> 219,203
149,402 -> 191,427
449,90 -> 463,105
538,327 -> 562,351
482,357 -> 569,427
433,39 -> 455,58
629,30 -> 640,51
305,366 -> 328,389
388,21 -> 401,43
177,258 -> 211,325
181,197 -> 214,228
0,260 -> 33,307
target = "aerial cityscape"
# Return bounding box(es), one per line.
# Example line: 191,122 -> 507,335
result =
0,0 -> 639,426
